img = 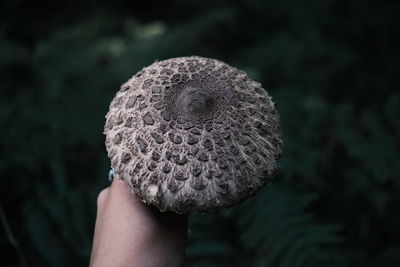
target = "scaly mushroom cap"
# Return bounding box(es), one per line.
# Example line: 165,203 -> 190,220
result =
104,56 -> 282,213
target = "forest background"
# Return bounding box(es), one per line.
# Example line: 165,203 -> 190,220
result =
1,0 -> 399,266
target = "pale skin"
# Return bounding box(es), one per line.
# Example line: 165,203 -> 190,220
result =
90,177 -> 188,267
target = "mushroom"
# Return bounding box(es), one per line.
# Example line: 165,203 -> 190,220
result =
104,56 -> 282,213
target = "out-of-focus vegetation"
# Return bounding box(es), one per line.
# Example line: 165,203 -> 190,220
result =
1,0 -> 399,266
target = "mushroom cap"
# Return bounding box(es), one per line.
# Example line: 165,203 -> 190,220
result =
104,56 -> 282,213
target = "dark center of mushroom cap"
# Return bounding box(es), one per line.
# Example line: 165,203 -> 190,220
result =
167,77 -> 231,123
177,86 -> 216,116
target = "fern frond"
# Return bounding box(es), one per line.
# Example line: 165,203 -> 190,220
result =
187,186 -> 345,267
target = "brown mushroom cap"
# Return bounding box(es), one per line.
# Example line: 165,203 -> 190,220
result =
104,56 -> 282,213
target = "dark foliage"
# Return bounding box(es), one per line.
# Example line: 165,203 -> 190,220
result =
1,0 -> 399,266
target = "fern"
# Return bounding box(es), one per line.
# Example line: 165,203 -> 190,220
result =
186,186 -> 345,267
22,181 -> 101,267
334,96 -> 400,184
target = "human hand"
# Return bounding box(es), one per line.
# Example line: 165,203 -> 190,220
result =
90,177 -> 187,267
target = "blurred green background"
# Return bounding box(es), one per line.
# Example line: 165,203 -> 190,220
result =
1,0 -> 399,266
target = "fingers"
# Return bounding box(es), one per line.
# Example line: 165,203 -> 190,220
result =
109,177 -> 140,207
97,176 -> 188,230
96,177 -> 127,212
110,177 -> 131,195
97,177 -> 130,209
97,187 -> 110,212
